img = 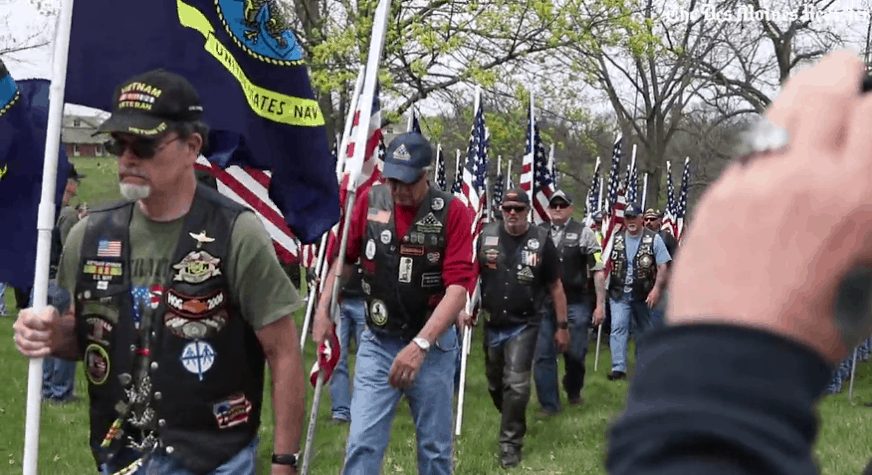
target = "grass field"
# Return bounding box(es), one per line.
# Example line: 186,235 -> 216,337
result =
2,157 -> 872,474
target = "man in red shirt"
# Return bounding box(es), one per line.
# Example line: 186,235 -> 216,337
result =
313,132 -> 474,475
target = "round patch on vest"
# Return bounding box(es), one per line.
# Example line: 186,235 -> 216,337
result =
527,239 -> 540,250
181,341 -> 216,381
365,239 -> 376,260
432,197 -> 444,211
370,299 -> 388,326
381,230 -> 392,244
84,343 -> 110,385
639,255 -> 653,268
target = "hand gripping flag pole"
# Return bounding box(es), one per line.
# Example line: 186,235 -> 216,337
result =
299,66 -> 364,351
301,0 -> 391,471
23,0 -> 75,473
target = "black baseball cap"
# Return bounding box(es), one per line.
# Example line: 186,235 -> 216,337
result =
502,188 -> 531,206
383,133 -> 434,184
96,69 -> 204,137
549,190 -> 572,206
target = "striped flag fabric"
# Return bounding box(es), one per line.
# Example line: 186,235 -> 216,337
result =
676,157 -> 690,241
530,122 -> 555,224
491,165 -> 504,218
460,99 -> 490,237
661,161 -> 678,239
434,144 -> 447,191
605,136 -> 623,212
584,159 -> 601,224
519,113 -> 535,203
451,150 -> 463,195
409,108 -> 422,134
600,136 -> 627,287
627,162 -> 638,206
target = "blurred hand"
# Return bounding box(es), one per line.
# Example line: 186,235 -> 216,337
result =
13,306 -> 62,358
668,50 -> 872,364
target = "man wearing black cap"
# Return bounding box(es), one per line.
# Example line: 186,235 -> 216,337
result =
313,132 -> 474,475
533,190 -> 605,415
14,70 -> 305,475
605,204 -> 671,380
459,188 -> 568,468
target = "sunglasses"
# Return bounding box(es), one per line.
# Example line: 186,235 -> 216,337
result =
105,135 -> 179,159
644,217 -> 658,223
550,203 -> 570,210
502,205 -> 528,213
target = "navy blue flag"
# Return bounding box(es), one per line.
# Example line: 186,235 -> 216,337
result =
0,62 -> 70,289
65,0 -> 338,243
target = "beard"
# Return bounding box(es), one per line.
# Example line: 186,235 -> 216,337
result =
119,182 -> 151,201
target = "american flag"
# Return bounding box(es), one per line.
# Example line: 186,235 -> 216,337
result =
548,144 -> 559,188
97,240 -> 121,258
530,121 -> 555,224
491,164 -> 504,218
461,99 -> 490,237
661,161 -> 678,239
451,150 -> 463,195
584,158 -> 601,224
519,108 -> 535,204
627,161 -> 638,206
409,108 -> 422,134
600,136 -> 627,288
676,157 -> 690,241
434,144 -> 447,191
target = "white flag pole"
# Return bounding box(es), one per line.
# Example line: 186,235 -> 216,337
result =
641,173 -> 649,210
24,0 -> 75,473
299,65 -> 364,350
506,158 -> 513,189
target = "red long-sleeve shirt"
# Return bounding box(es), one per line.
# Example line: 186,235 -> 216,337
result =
345,186 -> 475,291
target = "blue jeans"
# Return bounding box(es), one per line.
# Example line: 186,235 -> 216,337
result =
534,300 -> 593,412
331,297 -> 367,420
99,436 -> 258,475
609,296 -> 654,373
343,327 -> 458,475
647,288 -> 668,328
0,282 -> 7,315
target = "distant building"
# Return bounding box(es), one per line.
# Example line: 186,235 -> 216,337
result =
62,115 -> 106,157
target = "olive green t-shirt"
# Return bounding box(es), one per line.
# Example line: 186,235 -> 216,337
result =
58,203 -> 302,335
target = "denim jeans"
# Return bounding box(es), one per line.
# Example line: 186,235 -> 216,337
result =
647,288 -> 668,328
99,436 -> 258,475
0,282 -> 7,315
484,324 -> 539,450
343,327 -> 458,475
534,300 -> 593,412
331,297 -> 367,420
609,296 -> 655,373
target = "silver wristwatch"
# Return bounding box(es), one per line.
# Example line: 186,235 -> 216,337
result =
412,337 -> 431,351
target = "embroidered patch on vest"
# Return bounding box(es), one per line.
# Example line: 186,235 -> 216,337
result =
370,299 -> 388,325
189,230 -> 215,249
484,236 -> 499,246
368,208 -> 391,224
432,197 -> 444,210
173,251 -> 222,284
407,232 -> 425,244
96,240 -> 121,258
566,233 -> 578,240
365,239 -> 376,260
164,308 -> 230,340
400,244 -> 425,256
181,341 -> 216,381
399,257 -> 413,283
213,392 -> 252,429
526,238 -> 540,250
517,266 -> 534,283
83,260 -> 123,281
86,317 -> 113,346
521,250 -> 539,267
421,272 -> 442,288
427,252 -> 441,264
486,249 -> 500,262
639,255 -> 653,268
85,343 -> 110,385
415,213 -> 443,233
166,288 -> 227,315
380,230 -> 392,244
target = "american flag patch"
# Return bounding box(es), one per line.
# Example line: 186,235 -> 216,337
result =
97,240 -> 121,257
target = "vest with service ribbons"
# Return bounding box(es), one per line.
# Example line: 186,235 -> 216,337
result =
75,184 -> 265,474
544,218 -> 594,299
608,228 -> 658,301
359,184 -> 453,339
478,222 -> 550,327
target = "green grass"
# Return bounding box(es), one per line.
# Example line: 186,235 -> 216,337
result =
3,157 -> 872,473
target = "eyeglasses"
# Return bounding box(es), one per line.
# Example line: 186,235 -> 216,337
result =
550,203 -> 570,210
105,135 -> 179,159
644,218 -> 658,223
502,205 -> 527,214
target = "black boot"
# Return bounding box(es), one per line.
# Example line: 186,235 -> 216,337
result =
500,444 -> 521,468
607,370 -> 626,381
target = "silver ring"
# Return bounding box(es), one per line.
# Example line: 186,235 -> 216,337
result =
735,118 -> 790,163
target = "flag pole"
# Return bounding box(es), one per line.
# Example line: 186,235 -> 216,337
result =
506,158 -> 512,188
527,90 -> 535,222
299,65 -> 364,350
641,173 -> 648,210
24,0 -> 75,473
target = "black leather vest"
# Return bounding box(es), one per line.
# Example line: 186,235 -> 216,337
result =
76,185 -> 265,474
359,185 -> 453,339
544,219 -> 593,302
608,228 -> 658,301
478,222 -> 549,327
341,263 -> 364,299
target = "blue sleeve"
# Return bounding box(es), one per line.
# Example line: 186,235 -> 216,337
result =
607,324 -> 831,475
653,234 -> 671,265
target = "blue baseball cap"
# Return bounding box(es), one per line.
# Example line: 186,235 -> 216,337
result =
383,133 -> 433,184
625,204 -> 643,218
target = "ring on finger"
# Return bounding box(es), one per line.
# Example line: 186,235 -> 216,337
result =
734,118 -> 790,165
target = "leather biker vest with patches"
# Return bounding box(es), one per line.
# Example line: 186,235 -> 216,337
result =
359,185 -> 452,339
75,185 -> 264,475
545,219 -> 593,301
608,228 -> 658,301
478,222 -> 549,327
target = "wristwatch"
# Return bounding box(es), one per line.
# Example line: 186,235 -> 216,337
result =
272,452 -> 299,467
556,321 -> 569,330
412,337 -> 431,351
